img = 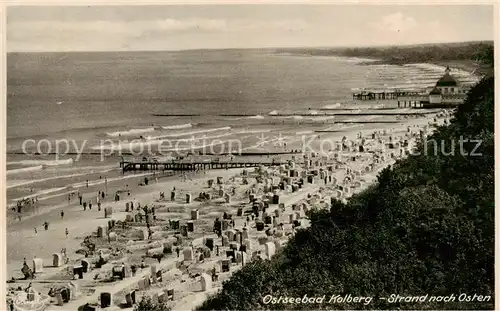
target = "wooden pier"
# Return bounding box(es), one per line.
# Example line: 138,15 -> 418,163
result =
352,89 -> 432,108
120,159 -> 286,173
352,90 -> 399,101
352,89 -> 426,100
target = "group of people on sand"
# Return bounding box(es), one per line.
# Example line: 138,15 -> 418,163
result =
29,176 -> 111,238
74,188 -> 107,212
13,197 -> 39,221
33,221 -> 69,238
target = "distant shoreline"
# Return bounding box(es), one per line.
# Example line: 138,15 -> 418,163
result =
274,41 -> 493,76
358,59 -> 489,76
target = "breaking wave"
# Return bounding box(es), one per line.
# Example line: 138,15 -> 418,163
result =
7,165 -> 43,175
107,127 -> 155,137
145,126 -> 232,140
247,115 -> 265,120
322,103 -> 342,109
8,159 -> 74,167
161,123 -> 193,130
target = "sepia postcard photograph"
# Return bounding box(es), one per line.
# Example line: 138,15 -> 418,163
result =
2,2 -> 496,311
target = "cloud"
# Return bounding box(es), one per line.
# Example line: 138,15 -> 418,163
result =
8,19 -> 228,38
8,18 -> 307,37
7,17 -> 309,51
236,19 -> 308,32
152,19 -> 228,32
375,12 -> 418,33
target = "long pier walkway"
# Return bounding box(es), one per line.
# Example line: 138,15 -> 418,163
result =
120,159 -> 287,173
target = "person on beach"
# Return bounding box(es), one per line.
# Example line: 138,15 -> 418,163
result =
83,202 -> 87,211
34,228 -> 37,235
43,222 -> 49,231
89,201 -> 92,210
79,194 -> 83,205
176,247 -> 180,258
60,210 -> 64,219
97,202 -> 101,211
68,194 -> 71,205
211,266 -> 217,281
65,228 -> 69,238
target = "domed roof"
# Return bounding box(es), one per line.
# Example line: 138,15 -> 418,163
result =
429,87 -> 442,95
436,67 -> 458,87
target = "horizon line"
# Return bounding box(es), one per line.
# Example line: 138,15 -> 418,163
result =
6,40 -> 493,54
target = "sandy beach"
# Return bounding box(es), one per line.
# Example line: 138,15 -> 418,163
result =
5,109 -> 451,311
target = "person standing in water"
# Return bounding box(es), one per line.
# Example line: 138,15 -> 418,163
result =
60,210 -> 64,219
65,228 -> 69,238
86,180 -> 89,188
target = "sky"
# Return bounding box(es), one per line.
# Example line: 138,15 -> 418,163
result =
6,5 -> 494,52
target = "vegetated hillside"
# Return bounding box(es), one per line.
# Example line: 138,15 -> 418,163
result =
197,76 -> 494,309
276,41 -> 494,71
